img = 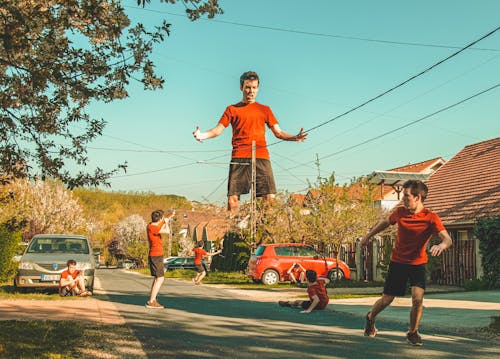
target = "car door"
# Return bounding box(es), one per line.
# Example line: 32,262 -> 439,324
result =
298,246 -> 329,277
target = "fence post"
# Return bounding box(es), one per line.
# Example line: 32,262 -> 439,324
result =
474,238 -> 483,280
355,240 -> 362,281
372,239 -> 380,281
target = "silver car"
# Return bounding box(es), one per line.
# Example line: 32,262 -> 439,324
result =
14,234 -> 95,292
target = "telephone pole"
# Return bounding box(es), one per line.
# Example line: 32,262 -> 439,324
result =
250,141 -> 256,244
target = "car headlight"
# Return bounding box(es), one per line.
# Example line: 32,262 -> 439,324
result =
77,262 -> 92,270
18,262 -> 34,269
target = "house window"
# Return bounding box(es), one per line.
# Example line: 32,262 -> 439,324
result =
457,230 -> 469,240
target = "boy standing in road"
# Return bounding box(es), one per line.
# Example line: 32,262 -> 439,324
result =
192,241 -> 221,285
279,270 -> 330,313
59,259 -> 91,297
146,209 -> 175,309
193,71 -> 308,211
361,180 -> 452,346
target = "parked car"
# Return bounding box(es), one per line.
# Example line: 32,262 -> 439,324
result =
246,243 -> 351,285
14,234 -> 96,292
117,260 -> 137,269
164,256 -> 208,271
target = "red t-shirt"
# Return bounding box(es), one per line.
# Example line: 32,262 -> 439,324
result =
59,268 -> 80,288
193,247 -> 207,265
218,102 -> 279,160
147,219 -> 165,257
290,267 -> 304,279
389,206 -> 446,265
307,279 -> 329,310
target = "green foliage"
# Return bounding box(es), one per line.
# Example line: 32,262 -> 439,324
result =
0,226 -> 20,282
463,278 -> 490,291
474,216 -> 500,289
211,232 -> 250,272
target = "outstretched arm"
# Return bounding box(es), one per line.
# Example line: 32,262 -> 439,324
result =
270,124 -> 307,142
360,217 -> 391,247
193,123 -> 225,142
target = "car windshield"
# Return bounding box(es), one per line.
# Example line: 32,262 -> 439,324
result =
27,237 -> 89,254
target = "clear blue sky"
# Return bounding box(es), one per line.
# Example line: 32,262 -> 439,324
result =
85,0 -> 500,206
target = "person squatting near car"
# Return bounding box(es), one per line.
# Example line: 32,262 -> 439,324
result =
59,259 -> 91,297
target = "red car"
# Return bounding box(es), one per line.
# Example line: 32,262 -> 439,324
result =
247,243 -> 351,285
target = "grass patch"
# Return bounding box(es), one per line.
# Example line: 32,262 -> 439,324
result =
0,320 -> 139,359
0,282 -> 67,300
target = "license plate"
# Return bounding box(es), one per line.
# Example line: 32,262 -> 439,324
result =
40,274 -> 60,281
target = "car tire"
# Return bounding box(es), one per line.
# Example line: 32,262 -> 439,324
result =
262,269 -> 280,285
328,268 -> 345,281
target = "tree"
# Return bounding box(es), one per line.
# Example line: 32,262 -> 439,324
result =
0,0 -> 222,188
0,178 -> 87,239
112,214 -> 147,265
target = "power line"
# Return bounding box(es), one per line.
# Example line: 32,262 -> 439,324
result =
125,6 -> 500,52
296,82 -> 500,166
300,26 -> 500,135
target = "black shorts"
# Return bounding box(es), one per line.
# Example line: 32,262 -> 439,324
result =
59,286 -> 75,297
383,261 -> 426,297
195,264 -> 205,273
227,158 -> 276,197
148,256 -> 165,278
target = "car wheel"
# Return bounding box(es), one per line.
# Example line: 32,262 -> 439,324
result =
328,268 -> 345,281
262,269 -> 279,285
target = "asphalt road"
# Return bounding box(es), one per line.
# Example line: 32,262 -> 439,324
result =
96,269 -> 499,359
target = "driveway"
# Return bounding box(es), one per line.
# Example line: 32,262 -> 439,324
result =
1,269 -> 499,359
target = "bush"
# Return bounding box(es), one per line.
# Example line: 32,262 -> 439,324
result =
0,226 -> 21,282
474,216 -> 500,289
463,278 -> 490,291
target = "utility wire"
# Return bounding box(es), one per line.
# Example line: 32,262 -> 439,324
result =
289,82 -> 500,168
300,26 -> 500,135
125,6 -> 500,52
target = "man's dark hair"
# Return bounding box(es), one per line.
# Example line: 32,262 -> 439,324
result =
66,259 -> 76,267
197,240 -> 204,248
403,180 -> 428,201
240,71 -> 259,86
151,210 -> 162,222
305,270 -> 317,283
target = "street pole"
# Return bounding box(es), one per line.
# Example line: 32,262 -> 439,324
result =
251,140 -> 256,244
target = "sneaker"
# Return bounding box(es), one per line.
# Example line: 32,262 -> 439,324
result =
406,331 -> 423,346
146,300 -> 164,309
278,301 -> 291,307
364,312 -> 377,337
79,291 -> 91,297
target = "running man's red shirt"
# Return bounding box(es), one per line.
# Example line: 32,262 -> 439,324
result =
218,102 -> 279,160
147,219 -> 166,257
193,247 -> 207,265
389,206 -> 446,265
307,279 -> 330,310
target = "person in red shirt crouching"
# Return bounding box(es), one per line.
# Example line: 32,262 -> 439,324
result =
279,270 -> 330,313
59,259 -> 91,297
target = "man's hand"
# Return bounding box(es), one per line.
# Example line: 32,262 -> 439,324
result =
193,126 -> 204,142
430,243 -> 447,256
293,128 -> 308,142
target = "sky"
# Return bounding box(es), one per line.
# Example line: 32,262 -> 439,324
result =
85,0 -> 500,206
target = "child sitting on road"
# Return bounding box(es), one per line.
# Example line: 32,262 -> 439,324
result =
278,270 -> 330,313
287,262 -> 306,285
59,259 -> 91,297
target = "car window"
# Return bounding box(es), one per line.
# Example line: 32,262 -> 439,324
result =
172,258 -> 185,264
254,246 -> 266,256
274,246 -> 295,256
27,237 -> 89,254
296,246 -> 318,257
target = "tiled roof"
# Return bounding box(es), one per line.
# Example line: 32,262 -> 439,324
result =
193,221 -> 208,241
425,137 -> 500,225
203,219 -> 229,241
289,194 -> 306,206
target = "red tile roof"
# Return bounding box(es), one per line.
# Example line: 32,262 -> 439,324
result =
203,219 -> 229,241
425,137 -> 500,225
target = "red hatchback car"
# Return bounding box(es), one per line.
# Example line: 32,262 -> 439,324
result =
247,243 -> 351,285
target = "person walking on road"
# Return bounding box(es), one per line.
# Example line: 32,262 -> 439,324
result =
361,180 -> 452,346
192,241 -> 221,285
146,209 -> 175,309
193,71 -> 308,211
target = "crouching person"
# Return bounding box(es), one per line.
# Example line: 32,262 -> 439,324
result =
59,259 -> 91,297
279,270 -> 330,313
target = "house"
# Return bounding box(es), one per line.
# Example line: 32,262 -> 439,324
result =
424,137 -> 500,285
